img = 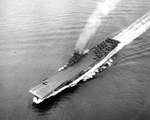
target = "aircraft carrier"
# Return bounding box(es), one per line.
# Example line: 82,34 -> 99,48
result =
29,11 -> 150,104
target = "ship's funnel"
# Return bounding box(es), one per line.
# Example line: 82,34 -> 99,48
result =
67,51 -> 87,67
75,0 -> 121,53
58,50 -> 89,72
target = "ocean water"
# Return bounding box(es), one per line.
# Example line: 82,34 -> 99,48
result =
0,0 -> 150,120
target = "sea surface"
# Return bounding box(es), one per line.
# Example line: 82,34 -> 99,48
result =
0,0 -> 150,120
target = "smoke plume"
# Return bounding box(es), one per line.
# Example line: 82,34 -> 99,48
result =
75,0 -> 121,53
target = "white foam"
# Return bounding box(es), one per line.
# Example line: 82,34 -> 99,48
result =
114,11 -> 150,45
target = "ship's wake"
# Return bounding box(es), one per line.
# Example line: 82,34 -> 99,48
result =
75,0 -> 121,53
114,11 -> 150,45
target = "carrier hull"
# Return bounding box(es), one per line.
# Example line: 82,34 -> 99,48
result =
30,38 -> 119,104
29,11 -> 150,104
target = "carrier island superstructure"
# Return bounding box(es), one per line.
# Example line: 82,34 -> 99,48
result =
29,11 -> 150,104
